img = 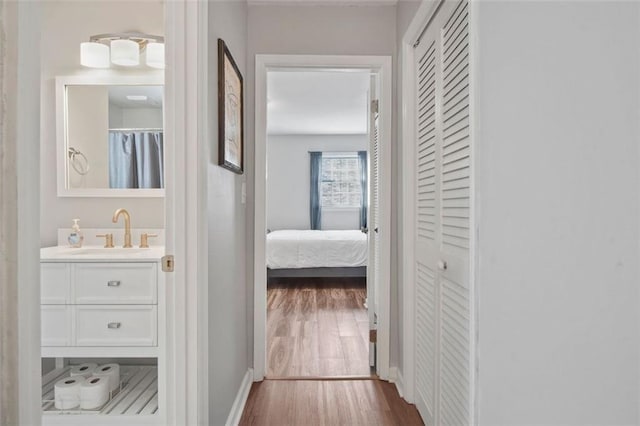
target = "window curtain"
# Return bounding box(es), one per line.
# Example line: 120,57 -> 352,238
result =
109,131 -> 164,189
358,151 -> 368,229
309,151 -> 322,230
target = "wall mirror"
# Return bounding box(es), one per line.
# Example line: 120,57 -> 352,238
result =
56,74 -> 165,197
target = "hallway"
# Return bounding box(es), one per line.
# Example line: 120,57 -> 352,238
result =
239,379 -> 423,425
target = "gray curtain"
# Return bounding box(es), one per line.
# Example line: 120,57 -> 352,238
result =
358,151 -> 368,229
309,152 -> 322,230
109,131 -> 164,189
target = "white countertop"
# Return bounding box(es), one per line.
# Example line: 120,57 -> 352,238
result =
41,245 -> 165,262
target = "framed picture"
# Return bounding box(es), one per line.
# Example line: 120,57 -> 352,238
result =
218,38 -> 244,174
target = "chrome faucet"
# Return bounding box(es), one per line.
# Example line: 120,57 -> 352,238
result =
112,208 -> 132,248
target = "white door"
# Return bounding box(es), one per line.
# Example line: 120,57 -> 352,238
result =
413,0 -> 472,424
366,75 -> 380,369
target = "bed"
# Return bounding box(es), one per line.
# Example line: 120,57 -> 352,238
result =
266,230 -> 367,278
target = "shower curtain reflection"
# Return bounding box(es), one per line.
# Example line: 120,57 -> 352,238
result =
109,131 -> 164,189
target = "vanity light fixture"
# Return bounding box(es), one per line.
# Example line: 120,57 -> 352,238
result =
80,32 -> 165,69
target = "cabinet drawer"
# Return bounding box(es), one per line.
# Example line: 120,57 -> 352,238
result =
75,305 -> 157,347
41,305 -> 71,346
41,263 -> 71,304
74,263 -> 157,304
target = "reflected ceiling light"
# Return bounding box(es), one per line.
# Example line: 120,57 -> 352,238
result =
80,33 -> 164,69
126,95 -> 148,101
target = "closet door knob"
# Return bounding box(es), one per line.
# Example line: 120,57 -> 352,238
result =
107,322 -> 121,329
107,280 -> 121,287
438,260 -> 447,271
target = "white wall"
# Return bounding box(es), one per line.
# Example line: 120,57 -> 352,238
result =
267,134 -> 368,231
110,106 -> 163,129
208,2 -> 249,425
40,1 -> 165,246
109,104 -> 124,128
247,3 -> 399,366
475,1 -> 640,424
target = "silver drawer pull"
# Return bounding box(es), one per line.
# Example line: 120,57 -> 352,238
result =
107,280 -> 121,287
107,322 -> 121,329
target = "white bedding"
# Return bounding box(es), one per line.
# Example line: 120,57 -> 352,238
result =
266,230 -> 368,269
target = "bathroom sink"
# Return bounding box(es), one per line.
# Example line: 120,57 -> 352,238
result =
69,248 -> 151,255
40,245 -> 165,261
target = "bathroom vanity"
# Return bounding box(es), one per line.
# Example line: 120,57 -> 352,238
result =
40,238 -> 165,425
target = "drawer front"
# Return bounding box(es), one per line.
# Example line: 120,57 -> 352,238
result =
74,263 -> 157,304
41,305 -> 71,346
41,263 -> 71,304
75,305 -> 157,347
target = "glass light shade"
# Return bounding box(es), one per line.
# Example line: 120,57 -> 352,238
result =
110,39 -> 139,66
145,42 -> 165,69
80,42 -> 110,68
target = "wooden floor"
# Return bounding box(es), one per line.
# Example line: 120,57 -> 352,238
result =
239,379 -> 424,426
267,277 -> 371,377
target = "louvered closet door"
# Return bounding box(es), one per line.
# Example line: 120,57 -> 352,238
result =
413,1 -> 472,425
414,15 -> 441,426
439,2 -> 471,425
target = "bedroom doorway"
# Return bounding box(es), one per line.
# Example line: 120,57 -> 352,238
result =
254,55 -> 392,381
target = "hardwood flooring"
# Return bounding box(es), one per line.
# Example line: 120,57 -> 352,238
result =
238,379 -> 424,426
267,277 -> 371,378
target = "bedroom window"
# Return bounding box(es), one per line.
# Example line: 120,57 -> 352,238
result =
320,155 -> 362,208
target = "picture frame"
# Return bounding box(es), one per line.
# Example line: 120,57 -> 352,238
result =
218,38 -> 244,174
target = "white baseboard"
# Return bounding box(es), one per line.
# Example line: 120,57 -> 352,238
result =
225,368 -> 254,426
388,366 -> 398,382
395,369 -> 405,399
388,366 -> 405,399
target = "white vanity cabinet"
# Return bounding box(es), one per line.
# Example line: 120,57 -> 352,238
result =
40,246 -> 165,424
41,261 -> 161,356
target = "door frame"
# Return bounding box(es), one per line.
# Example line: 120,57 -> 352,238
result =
165,0 -> 209,424
253,54 -> 392,381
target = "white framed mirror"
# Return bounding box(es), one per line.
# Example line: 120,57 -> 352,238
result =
56,74 -> 165,197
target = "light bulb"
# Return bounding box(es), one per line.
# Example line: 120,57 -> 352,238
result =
145,42 -> 165,69
80,42 -> 109,68
110,39 -> 139,66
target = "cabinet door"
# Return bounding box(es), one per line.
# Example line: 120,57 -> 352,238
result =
41,305 -> 72,346
74,263 -> 157,304
41,263 -> 71,304
413,1 -> 472,425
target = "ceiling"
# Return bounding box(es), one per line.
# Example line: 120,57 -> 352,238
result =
267,70 -> 370,135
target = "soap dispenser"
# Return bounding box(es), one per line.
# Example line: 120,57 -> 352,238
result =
68,218 -> 84,248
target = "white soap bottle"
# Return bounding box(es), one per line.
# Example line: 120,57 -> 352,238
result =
68,218 -> 84,248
